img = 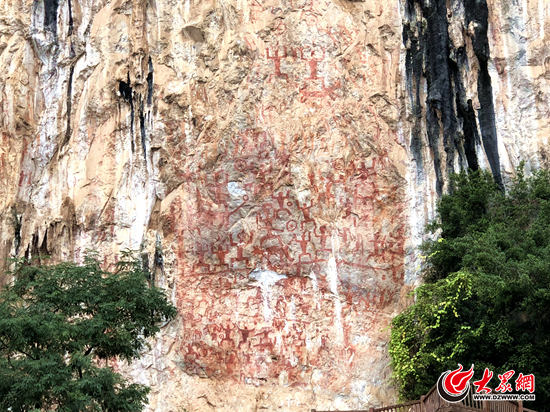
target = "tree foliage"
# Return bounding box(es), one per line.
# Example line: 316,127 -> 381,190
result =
0,251 -> 177,411
390,168 -> 550,410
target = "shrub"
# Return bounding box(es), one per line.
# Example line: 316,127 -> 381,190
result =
0,251 -> 177,411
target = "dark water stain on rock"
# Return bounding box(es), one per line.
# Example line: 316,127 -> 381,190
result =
464,0 -> 502,186
147,57 -> 154,106
67,0 -> 74,35
63,63 -> 75,147
118,78 -> 133,103
11,206 -> 22,255
118,73 -> 135,152
139,100 -> 147,159
44,0 -> 59,33
403,0 -> 502,192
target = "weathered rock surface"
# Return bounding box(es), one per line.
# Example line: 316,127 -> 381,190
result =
0,0 -> 548,410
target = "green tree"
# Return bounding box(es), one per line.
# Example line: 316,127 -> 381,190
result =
0,251 -> 177,411
390,168 -> 550,410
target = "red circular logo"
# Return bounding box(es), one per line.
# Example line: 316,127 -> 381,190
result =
437,364 -> 474,402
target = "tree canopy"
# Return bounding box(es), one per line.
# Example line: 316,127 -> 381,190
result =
0,251 -> 177,411
390,168 -> 550,410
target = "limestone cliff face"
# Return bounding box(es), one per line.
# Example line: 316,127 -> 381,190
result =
0,0 -> 547,410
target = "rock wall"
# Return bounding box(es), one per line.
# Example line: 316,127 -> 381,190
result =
0,0 -> 548,410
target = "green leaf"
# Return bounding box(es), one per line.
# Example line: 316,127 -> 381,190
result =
0,251 -> 176,411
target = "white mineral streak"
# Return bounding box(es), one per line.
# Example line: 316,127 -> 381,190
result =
328,233 -> 344,346
399,20 -> 425,287
249,269 -> 287,322
184,0 -> 190,17
309,270 -> 321,310
227,181 -> 246,198
539,0 -> 545,39
184,106 -> 193,146
487,0 -> 547,176
404,159 -> 427,286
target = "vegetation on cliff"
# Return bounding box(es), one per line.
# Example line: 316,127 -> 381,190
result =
390,168 -> 550,409
0,251 -> 176,411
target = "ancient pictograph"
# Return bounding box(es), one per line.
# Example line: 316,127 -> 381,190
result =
155,0 -> 407,388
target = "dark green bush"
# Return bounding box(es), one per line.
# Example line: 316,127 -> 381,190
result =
390,167 -> 550,410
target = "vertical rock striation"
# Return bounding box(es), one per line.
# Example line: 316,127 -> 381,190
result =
403,0 -> 502,194
0,0 -> 548,410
